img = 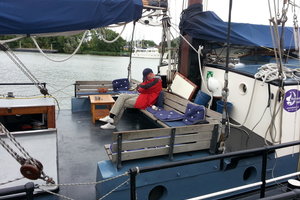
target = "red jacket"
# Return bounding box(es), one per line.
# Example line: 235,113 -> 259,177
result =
134,78 -> 162,109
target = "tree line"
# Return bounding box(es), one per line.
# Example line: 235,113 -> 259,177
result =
0,29 -> 179,56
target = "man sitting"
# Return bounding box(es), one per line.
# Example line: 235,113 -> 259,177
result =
100,68 -> 162,129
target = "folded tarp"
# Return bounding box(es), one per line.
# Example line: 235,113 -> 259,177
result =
180,8 -> 295,49
0,0 -> 143,35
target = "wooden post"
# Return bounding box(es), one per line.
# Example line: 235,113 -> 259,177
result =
178,0 -> 203,78
47,106 -> 56,128
178,35 -> 192,78
188,0 -> 203,6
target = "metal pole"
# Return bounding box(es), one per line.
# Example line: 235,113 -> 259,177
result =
219,0 -> 233,150
0,182 -> 34,198
129,168 -> 137,200
127,21 -> 136,83
127,141 -> 300,199
0,83 -> 46,86
187,171 -> 300,200
260,150 -> 268,198
136,140 -> 300,173
158,19 -> 166,73
74,83 -> 77,97
166,17 -> 172,84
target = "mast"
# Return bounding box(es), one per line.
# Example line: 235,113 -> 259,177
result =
188,0 -> 203,6
178,0 -> 203,81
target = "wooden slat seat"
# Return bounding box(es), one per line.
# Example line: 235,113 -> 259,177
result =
104,90 -> 222,168
75,81 -> 114,97
141,90 -> 222,127
105,123 -> 219,168
74,79 -> 140,97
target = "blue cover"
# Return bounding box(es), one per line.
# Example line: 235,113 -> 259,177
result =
146,106 -> 164,114
182,103 -> 206,125
0,0 -> 143,34
146,107 -> 184,121
112,78 -> 130,91
154,110 -> 184,122
180,10 -> 295,49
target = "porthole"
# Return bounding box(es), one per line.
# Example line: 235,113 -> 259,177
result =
243,166 -> 257,181
239,83 -> 248,95
148,185 -> 167,200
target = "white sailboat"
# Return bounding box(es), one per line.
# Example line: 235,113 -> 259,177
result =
132,47 -> 161,59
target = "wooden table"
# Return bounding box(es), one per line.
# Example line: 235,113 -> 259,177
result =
89,95 -> 115,124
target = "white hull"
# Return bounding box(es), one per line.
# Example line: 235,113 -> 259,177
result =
132,53 -> 160,59
132,47 -> 160,59
202,66 -> 300,157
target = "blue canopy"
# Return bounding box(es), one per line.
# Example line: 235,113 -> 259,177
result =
180,10 -> 295,49
0,0 -> 143,35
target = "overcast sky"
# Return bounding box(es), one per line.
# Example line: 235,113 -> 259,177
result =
111,0 -> 300,45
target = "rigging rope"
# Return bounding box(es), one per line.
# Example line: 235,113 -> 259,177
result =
264,88 -> 285,144
197,46 -> 213,109
230,79 -> 257,128
97,24 -> 127,44
98,178 -> 130,200
37,172 -> 129,200
0,123 -> 54,183
38,187 -> 75,200
0,36 -> 25,44
0,177 -> 24,186
170,22 -> 214,108
162,15 -> 172,84
39,172 -> 128,187
0,43 -> 49,96
31,31 -> 87,62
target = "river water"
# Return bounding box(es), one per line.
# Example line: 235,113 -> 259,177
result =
0,52 -> 159,109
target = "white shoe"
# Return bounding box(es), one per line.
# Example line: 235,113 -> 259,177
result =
99,115 -> 114,123
100,123 -> 116,129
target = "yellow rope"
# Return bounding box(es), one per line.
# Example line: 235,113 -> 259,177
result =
0,95 -> 52,100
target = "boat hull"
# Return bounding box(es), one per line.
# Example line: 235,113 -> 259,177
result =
96,151 -> 299,200
201,64 -> 300,158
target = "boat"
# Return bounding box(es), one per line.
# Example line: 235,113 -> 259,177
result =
132,47 -> 161,59
1,0 -> 300,200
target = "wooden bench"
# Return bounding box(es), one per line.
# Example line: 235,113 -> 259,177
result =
140,90 -> 221,128
104,90 -> 222,168
74,81 -> 114,98
74,80 -> 140,98
105,123 -> 219,169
